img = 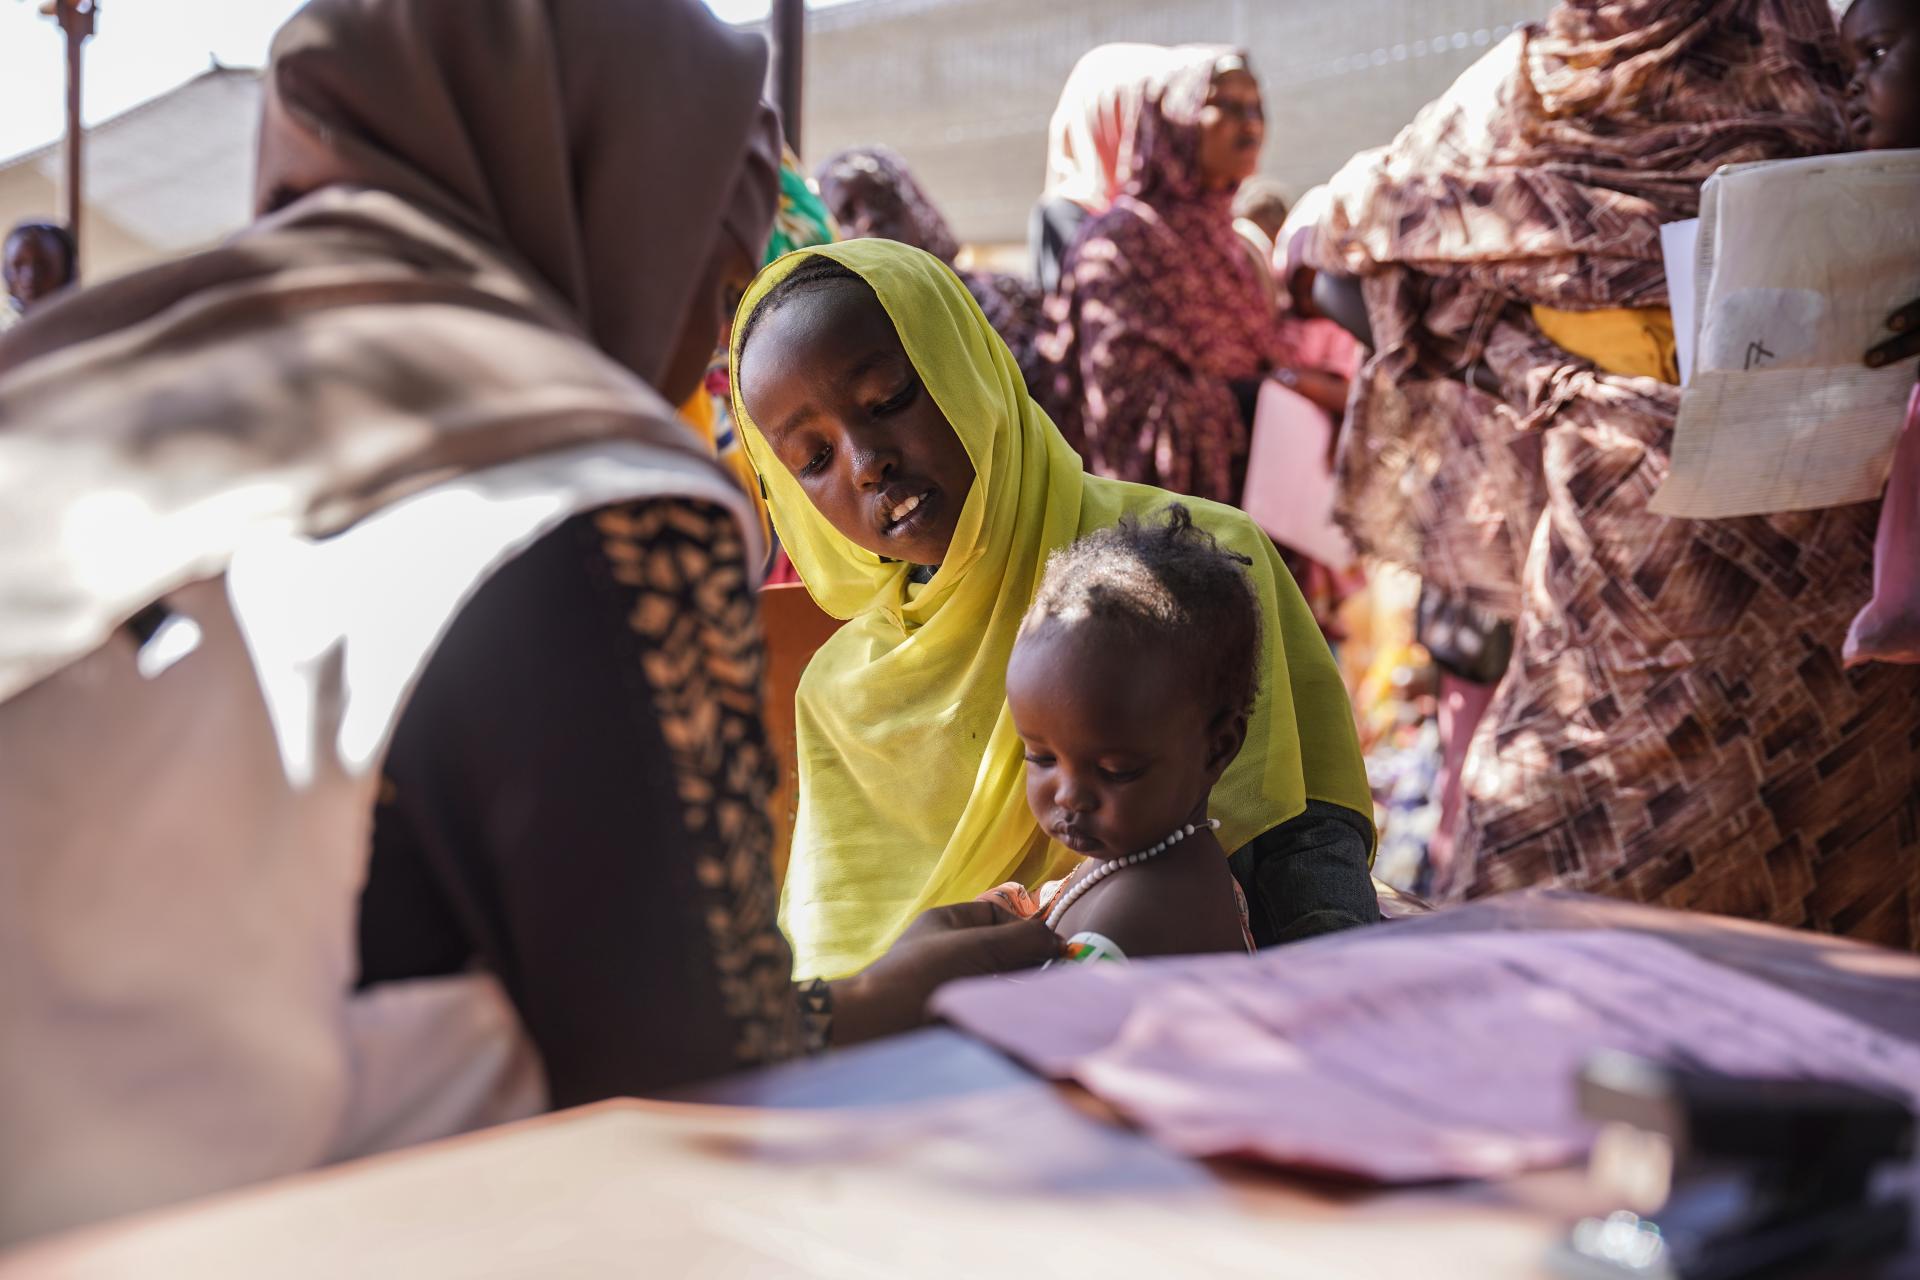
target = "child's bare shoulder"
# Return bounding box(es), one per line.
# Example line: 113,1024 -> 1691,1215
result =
1063,854 -> 1245,959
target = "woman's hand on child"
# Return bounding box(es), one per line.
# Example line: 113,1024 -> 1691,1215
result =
827,902 -> 1061,1045
1865,298 -> 1920,369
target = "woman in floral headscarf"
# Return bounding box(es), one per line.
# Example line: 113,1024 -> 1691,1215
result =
1029,43 -> 1181,294
1039,48 -> 1293,508
816,145 -> 1046,394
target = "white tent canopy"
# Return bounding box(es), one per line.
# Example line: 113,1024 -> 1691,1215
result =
0,64 -> 260,284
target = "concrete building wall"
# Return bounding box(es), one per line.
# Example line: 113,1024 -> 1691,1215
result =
791,0 -> 1549,250
0,67 -> 259,286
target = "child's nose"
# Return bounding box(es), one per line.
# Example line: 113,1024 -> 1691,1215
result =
1056,775 -> 1098,813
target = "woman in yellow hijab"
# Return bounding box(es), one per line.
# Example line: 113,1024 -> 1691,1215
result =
732,239 -> 1374,980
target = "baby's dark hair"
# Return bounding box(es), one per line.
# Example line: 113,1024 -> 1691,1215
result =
1021,504 -> 1264,720
736,254 -> 867,359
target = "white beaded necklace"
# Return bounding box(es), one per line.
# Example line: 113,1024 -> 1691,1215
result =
1044,818 -> 1222,931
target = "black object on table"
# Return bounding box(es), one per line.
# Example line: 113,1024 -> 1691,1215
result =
1554,1051 -> 1916,1280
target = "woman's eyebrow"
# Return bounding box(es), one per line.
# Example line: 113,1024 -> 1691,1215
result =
769,402 -> 820,443
840,347 -> 906,384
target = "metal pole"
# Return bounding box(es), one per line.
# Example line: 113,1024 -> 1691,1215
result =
46,1 -> 96,275
770,0 -> 803,155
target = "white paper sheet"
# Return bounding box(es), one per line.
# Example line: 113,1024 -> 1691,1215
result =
933,929 -> 1920,1183
1652,149 -> 1920,518
1659,218 -> 1700,387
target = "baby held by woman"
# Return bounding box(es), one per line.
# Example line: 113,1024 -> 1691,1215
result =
984,505 -> 1258,961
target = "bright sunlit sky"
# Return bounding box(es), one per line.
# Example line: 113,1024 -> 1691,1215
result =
0,0 -> 844,162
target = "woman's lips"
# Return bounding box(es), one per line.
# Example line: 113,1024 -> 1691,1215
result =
880,487 -> 938,538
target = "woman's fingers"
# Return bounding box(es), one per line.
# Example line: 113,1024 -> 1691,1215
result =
1866,300 -> 1920,368
913,900 -> 1021,931
972,917 -> 1068,972
1866,327 -> 1920,369
908,902 -> 1061,971
835,905 -> 1059,1044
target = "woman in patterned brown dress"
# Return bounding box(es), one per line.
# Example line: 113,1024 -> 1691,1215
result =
1308,0 -> 1920,948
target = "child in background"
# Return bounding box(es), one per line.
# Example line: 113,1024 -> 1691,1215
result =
1842,0 -> 1920,664
983,505 -> 1257,961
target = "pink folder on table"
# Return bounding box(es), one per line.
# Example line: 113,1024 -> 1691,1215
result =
1241,380 -> 1355,570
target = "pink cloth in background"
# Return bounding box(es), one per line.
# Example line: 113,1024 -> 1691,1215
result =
932,929 -> 1920,1184
1275,314 -> 1362,380
1845,383 -> 1920,667
1240,381 -> 1355,570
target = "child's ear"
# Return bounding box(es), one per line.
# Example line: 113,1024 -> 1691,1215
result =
1204,708 -> 1250,781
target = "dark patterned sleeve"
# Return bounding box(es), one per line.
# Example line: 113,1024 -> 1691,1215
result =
359,499 -> 819,1109
1227,800 -> 1381,947
963,271 -> 1049,397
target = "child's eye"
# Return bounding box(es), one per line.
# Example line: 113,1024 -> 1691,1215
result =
1099,765 -> 1147,783
800,446 -> 831,476
1022,752 -> 1055,767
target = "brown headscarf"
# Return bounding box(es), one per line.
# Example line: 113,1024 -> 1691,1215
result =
257,0 -> 780,389
0,0 -> 781,705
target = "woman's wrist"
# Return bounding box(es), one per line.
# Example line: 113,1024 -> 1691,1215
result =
821,971 -> 908,1047
795,978 -> 834,1054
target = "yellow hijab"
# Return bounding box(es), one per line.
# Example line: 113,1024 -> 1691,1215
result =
731,240 -> 1370,979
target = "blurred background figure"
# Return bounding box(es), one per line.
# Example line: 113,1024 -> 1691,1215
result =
1,219 -> 76,328
1841,0 -> 1920,668
815,144 -> 1045,392
1231,174 -> 1288,247
1230,174 -> 1289,307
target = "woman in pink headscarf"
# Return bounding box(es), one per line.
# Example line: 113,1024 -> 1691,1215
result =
1040,47 -> 1299,507
1029,43 -> 1176,294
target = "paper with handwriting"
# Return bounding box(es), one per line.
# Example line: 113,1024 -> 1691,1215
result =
1652,149 -> 1920,518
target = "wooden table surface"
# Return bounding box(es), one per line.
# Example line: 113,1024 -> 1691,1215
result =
6,893 -> 1918,1278
2,1028 -> 1621,1280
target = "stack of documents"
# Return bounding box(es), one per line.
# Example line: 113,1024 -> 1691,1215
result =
1652,148 -> 1920,519
934,930 -> 1920,1182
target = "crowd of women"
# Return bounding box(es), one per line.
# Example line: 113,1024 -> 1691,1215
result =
806,1 -> 1920,948
0,0 -> 1915,1250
